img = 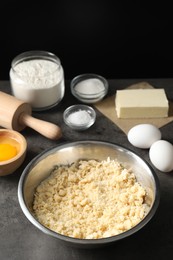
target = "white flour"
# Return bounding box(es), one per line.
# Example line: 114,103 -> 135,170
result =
10,59 -> 65,110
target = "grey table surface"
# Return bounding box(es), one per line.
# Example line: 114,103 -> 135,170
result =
1,79 -> 173,260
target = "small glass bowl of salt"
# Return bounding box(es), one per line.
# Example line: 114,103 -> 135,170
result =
63,104 -> 96,130
70,73 -> 108,104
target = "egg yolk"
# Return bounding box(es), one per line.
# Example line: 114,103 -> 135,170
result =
0,143 -> 17,162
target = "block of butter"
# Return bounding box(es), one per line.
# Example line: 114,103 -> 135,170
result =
115,88 -> 169,118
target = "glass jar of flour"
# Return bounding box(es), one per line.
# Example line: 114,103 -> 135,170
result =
9,50 -> 65,111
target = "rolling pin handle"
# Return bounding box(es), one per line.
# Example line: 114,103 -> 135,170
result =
19,113 -> 62,140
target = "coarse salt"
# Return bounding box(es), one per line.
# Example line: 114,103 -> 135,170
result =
67,110 -> 92,125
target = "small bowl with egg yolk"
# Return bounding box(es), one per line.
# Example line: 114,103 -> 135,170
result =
0,129 -> 27,176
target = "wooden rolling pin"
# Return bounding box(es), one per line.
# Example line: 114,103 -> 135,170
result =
0,91 -> 62,140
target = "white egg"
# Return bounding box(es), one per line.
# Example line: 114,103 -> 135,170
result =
127,124 -> 161,149
149,140 -> 173,172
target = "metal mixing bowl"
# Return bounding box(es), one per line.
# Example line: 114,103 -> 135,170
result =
18,140 -> 160,248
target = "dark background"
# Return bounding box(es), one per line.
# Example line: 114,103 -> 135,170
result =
0,0 -> 173,80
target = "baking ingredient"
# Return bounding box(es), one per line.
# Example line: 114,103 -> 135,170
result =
10,59 -> 65,110
74,78 -> 105,95
115,88 -> 169,118
127,124 -> 161,149
0,144 -> 17,161
0,136 -> 20,161
33,158 -> 149,239
67,110 -> 92,125
149,140 -> 173,172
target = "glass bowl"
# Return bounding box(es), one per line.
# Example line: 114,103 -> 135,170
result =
63,104 -> 96,130
70,73 -> 109,104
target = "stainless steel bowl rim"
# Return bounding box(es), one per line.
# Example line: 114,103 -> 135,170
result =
18,140 -> 160,246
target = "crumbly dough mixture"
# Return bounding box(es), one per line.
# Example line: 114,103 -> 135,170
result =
33,158 -> 149,239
